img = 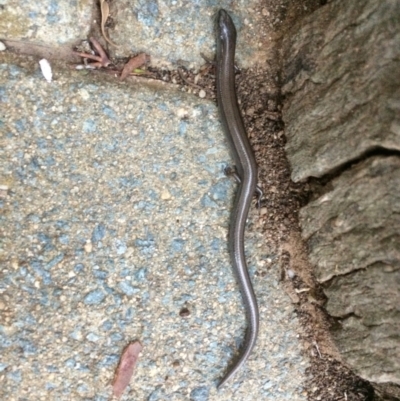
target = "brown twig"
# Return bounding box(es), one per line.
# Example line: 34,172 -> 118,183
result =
74,37 -> 111,69
177,67 -> 203,90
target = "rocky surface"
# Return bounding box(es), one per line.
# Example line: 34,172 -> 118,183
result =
300,156 -> 400,283
300,156 -> 400,384
281,0 -> 400,392
281,0 -> 400,182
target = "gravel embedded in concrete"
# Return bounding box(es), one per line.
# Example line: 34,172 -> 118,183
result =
1,60 -> 308,400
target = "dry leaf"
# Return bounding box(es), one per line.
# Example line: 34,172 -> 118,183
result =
112,341 -> 143,398
120,54 -> 150,81
100,0 -> 119,47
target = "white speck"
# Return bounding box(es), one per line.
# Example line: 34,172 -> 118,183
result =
78,88 -> 90,100
0,41 -> 6,51
39,59 -> 52,83
176,108 -> 188,118
84,241 -> 93,253
161,189 -> 172,200
287,269 -> 296,279
199,89 -> 206,98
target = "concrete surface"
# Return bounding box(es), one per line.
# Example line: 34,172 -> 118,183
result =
0,1 -> 309,400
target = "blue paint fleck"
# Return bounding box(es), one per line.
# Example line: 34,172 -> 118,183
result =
55,220 -> 69,229
102,106 -> 117,119
48,1 -> 59,14
45,382 -> 57,390
0,331 -> 12,348
36,138 -> 48,150
83,119 -> 97,133
137,0 -> 159,26
14,119 -> 27,132
135,232 -> 155,255
75,248 -> 85,257
200,194 -> 218,208
148,387 -> 166,401
46,253 -> 64,269
114,239 -> 127,255
37,232 -> 52,245
209,181 -> 229,202
70,328 -> 82,340
110,332 -> 123,342
9,65 -> 23,77
210,238 -> 222,252
59,234 -> 69,245
119,268 -> 131,277
94,396 -> 108,401
46,0 -> 60,23
197,154 -> 206,163
21,340 -> 37,356
77,383 -> 89,394
133,267 -> 147,282
101,320 -> 113,331
30,260 -> 52,284
0,87 -> 7,102
190,386 -> 210,401
179,121 -> 187,135
177,293 -> 193,303
24,314 -> 37,326
74,263 -> 84,273
86,332 -> 100,342
93,269 -> 108,279
44,156 -> 56,166
118,174 -> 139,188
171,238 -> 185,253
7,370 -> 22,383
27,213 -> 41,223
19,266 -> 28,277
84,289 -> 106,305
118,281 -> 139,296
99,354 -> 119,367
134,200 -> 155,212
125,307 -> 134,320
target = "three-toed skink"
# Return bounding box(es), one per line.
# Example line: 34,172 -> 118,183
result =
215,9 -> 260,388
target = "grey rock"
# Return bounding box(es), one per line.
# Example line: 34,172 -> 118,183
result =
281,0 -> 400,182
325,262 -> 400,385
300,156 -> 400,384
300,156 -> 400,283
0,0 -> 92,45
283,0 -> 400,388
